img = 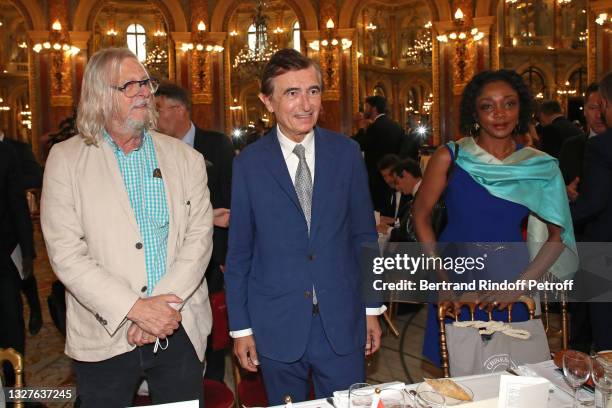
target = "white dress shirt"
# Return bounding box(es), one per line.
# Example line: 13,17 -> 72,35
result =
229,126 -> 385,339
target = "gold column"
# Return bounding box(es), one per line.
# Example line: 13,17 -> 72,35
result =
432,33 -> 441,146
587,6 -> 597,84
48,0 -> 73,109
224,36 -> 232,136
390,14 -> 399,69
27,44 -> 41,161
190,0 -> 213,128
317,0 -> 342,131
46,0 -> 74,147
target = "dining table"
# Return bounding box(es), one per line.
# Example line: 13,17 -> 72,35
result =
269,360 -> 595,408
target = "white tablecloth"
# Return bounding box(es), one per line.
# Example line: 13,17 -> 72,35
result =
269,360 -> 590,408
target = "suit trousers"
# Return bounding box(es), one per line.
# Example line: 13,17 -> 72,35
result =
73,325 -> 203,408
0,255 -> 25,386
259,312 -> 365,405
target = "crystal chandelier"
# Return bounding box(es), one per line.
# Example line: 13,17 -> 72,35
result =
145,20 -> 169,78
233,0 -> 279,78
402,22 -> 432,65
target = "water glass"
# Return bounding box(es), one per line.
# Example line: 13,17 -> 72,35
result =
592,355 -> 612,408
413,390 -> 446,408
379,389 -> 405,408
349,383 -> 373,408
563,350 -> 592,408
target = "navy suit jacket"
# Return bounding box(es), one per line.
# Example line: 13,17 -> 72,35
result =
225,127 -> 378,362
570,128 -> 612,241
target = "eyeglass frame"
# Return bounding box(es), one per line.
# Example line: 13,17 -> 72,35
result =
111,78 -> 159,98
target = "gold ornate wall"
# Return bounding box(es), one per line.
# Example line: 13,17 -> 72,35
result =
0,0 -> 607,161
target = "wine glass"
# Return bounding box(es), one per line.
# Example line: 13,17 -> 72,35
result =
563,350 -> 592,408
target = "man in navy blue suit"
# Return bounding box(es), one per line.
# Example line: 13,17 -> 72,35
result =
569,71 -> 612,352
225,49 -> 384,404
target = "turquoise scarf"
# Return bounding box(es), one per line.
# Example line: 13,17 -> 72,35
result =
448,137 -> 578,281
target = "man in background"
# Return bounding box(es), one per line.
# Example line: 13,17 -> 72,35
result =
0,129 -> 43,335
569,71 -> 612,352
352,96 -> 404,212
0,139 -> 33,386
156,82 -> 234,381
376,154 -> 410,234
538,99 -> 584,159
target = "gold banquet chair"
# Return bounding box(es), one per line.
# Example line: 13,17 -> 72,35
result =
0,347 -> 24,408
437,296 -> 536,378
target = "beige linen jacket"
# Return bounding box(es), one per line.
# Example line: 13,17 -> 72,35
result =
40,130 -> 213,362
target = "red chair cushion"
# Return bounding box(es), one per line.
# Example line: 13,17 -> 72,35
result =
237,371 -> 269,407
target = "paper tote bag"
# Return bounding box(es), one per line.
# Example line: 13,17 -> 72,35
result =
445,319 -> 551,377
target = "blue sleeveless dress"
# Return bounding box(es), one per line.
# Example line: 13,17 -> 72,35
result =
422,144 -> 531,366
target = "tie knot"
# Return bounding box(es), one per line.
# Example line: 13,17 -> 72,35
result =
293,144 -> 306,160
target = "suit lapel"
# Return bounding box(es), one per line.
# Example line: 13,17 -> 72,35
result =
309,127 -> 333,242
151,133 -> 181,263
262,129 -> 302,213
100,141 -> 140,235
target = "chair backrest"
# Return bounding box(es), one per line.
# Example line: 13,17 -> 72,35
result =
541,291 -> 569,350
437,296 -> 536,377
0,348 -> 24,408
231,355 -> 269,408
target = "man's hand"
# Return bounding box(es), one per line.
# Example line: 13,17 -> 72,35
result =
376,224 -> 390,234
127,294 -> 183,338
365,315 -> 382,356
127,322 -> 156,346
567,177 -> 580,202
379,216 -> 395,226
21,257 -> 33,280
234,335 -> 259,372
213,208 -> 231,228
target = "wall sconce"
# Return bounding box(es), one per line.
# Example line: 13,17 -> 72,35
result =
181,21 -> 224,53
595,13 -> 612,26
230,98 -> 242,111
308,18 -> 352,51
32,19 -> 80,55
365,22 -> 377,31
436,9 -> 485,43
0,97 -> 10,111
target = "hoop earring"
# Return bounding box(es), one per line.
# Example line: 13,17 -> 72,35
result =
470,122 -> 480,137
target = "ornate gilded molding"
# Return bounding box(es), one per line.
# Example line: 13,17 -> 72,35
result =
190,0 -> 213,104
432,32 -> 440,146
48,0 -> 73,107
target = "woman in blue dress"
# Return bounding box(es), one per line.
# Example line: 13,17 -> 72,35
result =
412,70 -> 577,367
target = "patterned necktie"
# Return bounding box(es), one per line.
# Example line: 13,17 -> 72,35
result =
293,144 -> 312,231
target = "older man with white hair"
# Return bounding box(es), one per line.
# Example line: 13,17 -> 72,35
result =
41,48 -> 213,407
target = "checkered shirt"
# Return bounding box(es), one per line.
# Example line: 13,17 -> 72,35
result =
104,130 -> 169,295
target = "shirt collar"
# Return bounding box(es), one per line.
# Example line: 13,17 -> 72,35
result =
589,128 -> 598,138
277,125 -> 315,160
103,129 -> 148,153
374,113 -> 386,121
181,122 -> 196,147
412,179 -> 422,196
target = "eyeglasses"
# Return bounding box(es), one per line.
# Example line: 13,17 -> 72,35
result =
111,78 -> 159,98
